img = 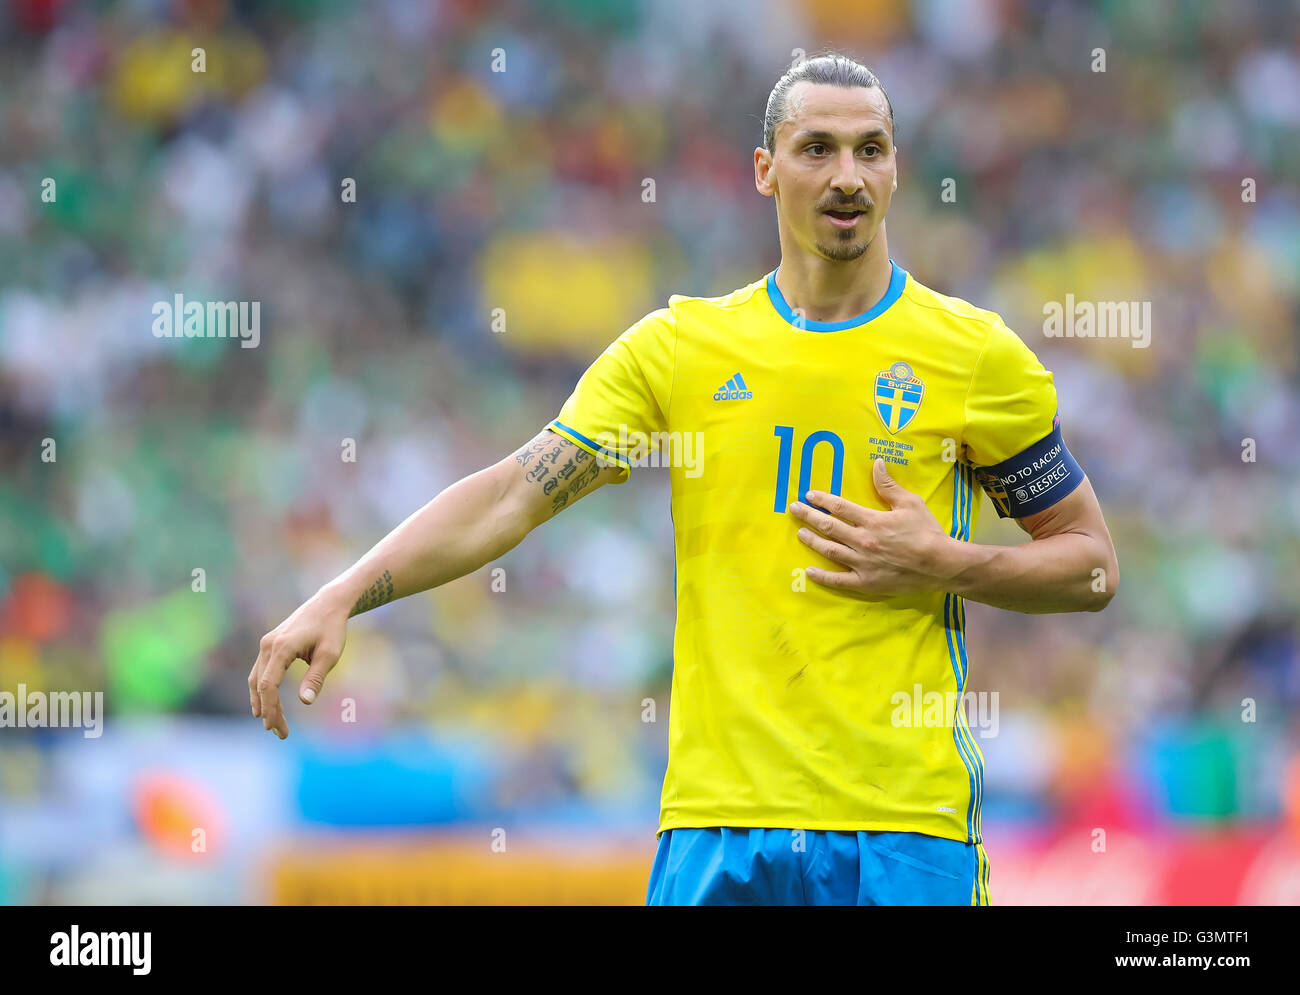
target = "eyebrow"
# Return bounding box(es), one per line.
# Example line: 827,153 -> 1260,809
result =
791,128 -> 889,146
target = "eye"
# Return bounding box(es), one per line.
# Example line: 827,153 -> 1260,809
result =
859,144 -> 881,157
806,143 -> 828,155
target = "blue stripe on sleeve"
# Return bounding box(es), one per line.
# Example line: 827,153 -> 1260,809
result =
549,420 -> 630,469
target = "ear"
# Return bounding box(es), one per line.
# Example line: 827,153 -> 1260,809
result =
755,147 -> 775,197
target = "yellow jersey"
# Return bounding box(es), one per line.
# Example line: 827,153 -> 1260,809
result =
547,260 -> 1084,843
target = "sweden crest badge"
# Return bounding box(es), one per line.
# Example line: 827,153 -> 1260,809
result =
874,361 -> 924,434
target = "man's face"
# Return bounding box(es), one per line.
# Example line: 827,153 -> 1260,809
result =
756,82 -> 898,262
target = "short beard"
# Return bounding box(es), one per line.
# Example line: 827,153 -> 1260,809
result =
815,231 -> 873,261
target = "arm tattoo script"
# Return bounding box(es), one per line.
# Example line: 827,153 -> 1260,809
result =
512,433 -> 606,516
350,569 -> 394,617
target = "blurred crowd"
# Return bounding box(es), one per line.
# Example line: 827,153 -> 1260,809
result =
1,0 -> 1299,854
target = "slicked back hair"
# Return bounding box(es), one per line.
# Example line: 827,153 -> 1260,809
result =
762,53 -> 895,155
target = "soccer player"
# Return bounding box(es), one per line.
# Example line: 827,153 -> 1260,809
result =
248,53 -> 1118,906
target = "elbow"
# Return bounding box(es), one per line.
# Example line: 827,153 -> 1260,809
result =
1085,546 -> 1120,612
1088,589 -> 1117,613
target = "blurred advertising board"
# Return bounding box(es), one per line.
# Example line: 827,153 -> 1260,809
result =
266,827 -> 1300,905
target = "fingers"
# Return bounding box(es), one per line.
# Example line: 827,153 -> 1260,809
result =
798,489 -> 879,529
795,525 -> 855,565
299,643 -> 341,705
805,566 -> 889,603
248,662 -> 260,717
872,462 -> 902,509
249,633 -> 273,718
257,637 -> 301,740
788,497 -> 863,542
871,459 -> 920,508
804,565 -> 854,588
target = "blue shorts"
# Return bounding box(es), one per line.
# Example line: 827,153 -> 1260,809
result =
646,827 -> 991,906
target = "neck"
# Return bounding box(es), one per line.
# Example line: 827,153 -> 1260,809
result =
773,225 -> 893,323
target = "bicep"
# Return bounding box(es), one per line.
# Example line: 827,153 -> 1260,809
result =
503,427 -> 624,530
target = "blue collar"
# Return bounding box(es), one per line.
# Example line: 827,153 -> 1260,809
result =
766,259 -> 907,332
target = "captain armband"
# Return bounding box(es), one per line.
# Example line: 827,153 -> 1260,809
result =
972,423 -> 1084,519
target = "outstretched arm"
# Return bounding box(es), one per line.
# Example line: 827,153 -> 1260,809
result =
787,458 -> 1118,614
249,429 -> 621,738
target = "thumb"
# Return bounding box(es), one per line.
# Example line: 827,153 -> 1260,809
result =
873,458 -> 903,505
299,644 -> 341,704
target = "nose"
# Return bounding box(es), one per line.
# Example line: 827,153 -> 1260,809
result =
830,147 -> 864,197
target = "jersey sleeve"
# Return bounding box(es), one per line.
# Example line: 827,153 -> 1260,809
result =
546,306 -> 676,484
963,316 -> 1084,518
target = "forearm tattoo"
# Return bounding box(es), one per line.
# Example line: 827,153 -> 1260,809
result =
350,569 -> 394,616
513,433 -> 606,515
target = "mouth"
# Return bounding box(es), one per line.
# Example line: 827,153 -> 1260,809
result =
823,208 -> 865,229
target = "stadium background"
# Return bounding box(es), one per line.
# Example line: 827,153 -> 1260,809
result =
2,0 -> 1298,904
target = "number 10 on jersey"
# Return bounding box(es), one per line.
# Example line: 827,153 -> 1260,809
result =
773,425 -> 844,514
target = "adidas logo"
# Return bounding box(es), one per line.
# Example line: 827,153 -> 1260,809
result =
713,372 -> 752,401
